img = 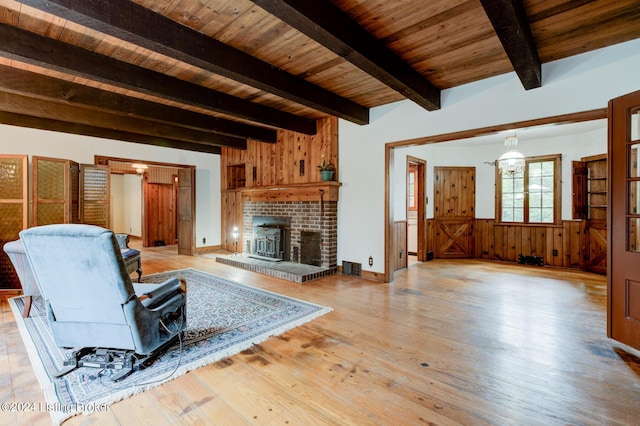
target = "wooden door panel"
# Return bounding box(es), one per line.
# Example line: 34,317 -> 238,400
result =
608,89 -> 640,350
584,220 -> 607,274
145,183 -> 175,246
177,167 -> 195,255
435,218 -> 474,258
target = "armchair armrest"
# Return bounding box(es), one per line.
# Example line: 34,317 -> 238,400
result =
134,277 -> 186,308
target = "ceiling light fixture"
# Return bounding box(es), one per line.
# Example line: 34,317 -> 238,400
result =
498,134 -> 525,175
131,163 -> 148,175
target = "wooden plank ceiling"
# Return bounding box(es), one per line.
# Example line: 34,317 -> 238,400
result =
0,0 -> 638,153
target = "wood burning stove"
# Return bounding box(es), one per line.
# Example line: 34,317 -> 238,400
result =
251,216 -> 290,261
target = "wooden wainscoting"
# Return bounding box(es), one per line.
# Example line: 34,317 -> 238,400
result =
393,221 -> 408,271
427,219 -> 584,269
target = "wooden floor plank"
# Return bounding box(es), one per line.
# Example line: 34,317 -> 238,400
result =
2,243 -> 640,425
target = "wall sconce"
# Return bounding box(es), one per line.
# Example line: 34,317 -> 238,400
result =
232,226 -> 239,255
131,163 -> 148,175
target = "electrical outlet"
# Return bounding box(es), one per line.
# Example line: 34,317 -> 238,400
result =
368,256 -> 373,267
203,237 -> 206,244
553,249 -> 558,256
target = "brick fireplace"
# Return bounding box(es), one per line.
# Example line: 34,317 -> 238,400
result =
242,199 -> 338,270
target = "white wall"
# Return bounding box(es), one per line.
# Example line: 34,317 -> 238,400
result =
392,123 -> 607,221
338,38 -> 640,275
0,126 -> 220,247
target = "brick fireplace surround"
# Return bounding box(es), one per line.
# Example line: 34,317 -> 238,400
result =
242,200 -> 338,270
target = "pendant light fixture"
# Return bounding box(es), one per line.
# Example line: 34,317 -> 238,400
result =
498,134 -> 525,175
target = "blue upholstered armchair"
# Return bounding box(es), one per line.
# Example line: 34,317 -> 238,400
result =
19,224 -> 187,380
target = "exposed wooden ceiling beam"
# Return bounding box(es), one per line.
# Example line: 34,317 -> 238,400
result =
479,0 -> 542,90
0,90 -> 247,150
251,0 -> 441,111
0,64 -> 276,143
0,111 -> 222,155
20,0 -> 370,125
0,23 -> 316,135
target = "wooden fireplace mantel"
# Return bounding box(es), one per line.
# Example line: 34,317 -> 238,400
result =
230,181 -> 341,203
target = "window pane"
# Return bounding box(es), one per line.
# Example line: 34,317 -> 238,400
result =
513,208 -> 524,222
629,217 -> 640,252
629,181 -> 640,215
529,208 -> 541,222
530,192 -> 541,208
541,161 -> 554,175
503,193 -> 514,207
630,144 -> 640,178
503,208 -> 513,222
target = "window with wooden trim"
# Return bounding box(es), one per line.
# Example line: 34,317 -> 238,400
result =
496,154 -> 562,224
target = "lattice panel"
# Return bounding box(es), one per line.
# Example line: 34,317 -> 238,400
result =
37,160 -> 65,200
37,203 -> 65,225
0,204 -> 23,240
109,161 -> 178,184
82,204 -> 108,228
0,249 -> 20,289
71,163 -> 80,223
0,158 -> 24,199
83,168 -> 108,201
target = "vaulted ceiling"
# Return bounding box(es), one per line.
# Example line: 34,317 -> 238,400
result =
0,0 -> 639,154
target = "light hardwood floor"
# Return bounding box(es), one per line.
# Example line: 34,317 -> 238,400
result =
2,245 -> 640,425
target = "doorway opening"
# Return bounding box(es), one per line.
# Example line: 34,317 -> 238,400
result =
95,156 -> 196,255
407,156 -> 426,267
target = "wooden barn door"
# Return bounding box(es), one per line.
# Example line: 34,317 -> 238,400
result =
433,167 -> 475,258
79,164 -> 110,228
32,156 -> 79,225
0,155 -> 28,290
608,89 -> 640,350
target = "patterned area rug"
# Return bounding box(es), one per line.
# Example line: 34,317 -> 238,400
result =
9,268 -> 332,425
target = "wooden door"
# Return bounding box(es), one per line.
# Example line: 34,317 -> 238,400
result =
144,181 -> 176,247
433,167 -> 475,258
0,155 -> 28,290
32,156 -> 79,225
79,164 -> 110,228
177,167 -> 195,255
608,89 -> 640,350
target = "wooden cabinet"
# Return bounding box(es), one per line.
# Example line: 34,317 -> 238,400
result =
572,154 -> 607,274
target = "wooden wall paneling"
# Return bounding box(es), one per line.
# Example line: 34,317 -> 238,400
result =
393,221 -> 407,271
221,190 -> 242,252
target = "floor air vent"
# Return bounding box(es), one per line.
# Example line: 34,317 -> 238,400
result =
342,261 -> 362,277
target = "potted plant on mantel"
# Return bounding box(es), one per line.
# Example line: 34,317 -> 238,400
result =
317,159 -> 335,181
